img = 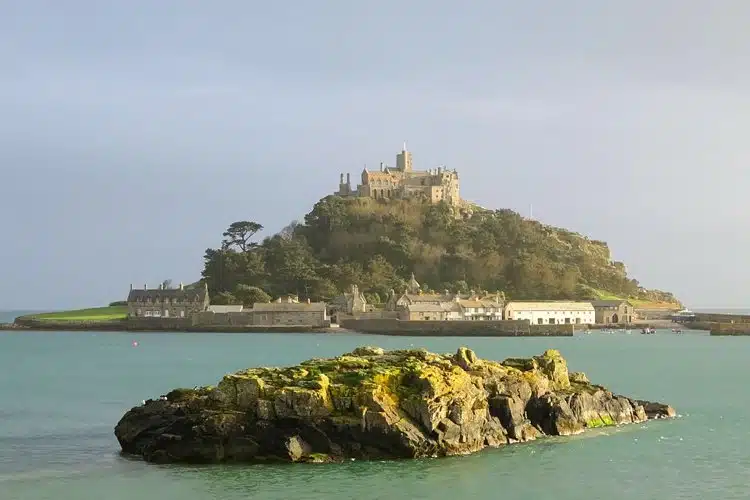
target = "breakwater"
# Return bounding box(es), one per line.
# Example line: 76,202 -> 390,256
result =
689,312 -> 750,335
340,318 -> 574,336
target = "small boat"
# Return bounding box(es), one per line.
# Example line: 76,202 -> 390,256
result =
641,327 -> 656,335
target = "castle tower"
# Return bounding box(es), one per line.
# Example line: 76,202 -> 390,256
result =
396,142 -> 412,172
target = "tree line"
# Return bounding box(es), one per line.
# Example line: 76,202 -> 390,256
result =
200,196 -> 666,306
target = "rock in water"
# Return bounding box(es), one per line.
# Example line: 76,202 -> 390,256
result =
114,347 -> 675,464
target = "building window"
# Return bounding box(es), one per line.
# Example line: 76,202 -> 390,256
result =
548,318 -> 555,324
564,318 -> 571,324
537,318 -> 543,325
575,318 -> 581,324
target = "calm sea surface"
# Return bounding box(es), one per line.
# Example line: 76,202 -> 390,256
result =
1,310 -> 749,499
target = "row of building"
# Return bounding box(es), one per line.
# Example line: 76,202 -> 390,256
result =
126,283 -> 330,327
125,276 -> 635,328
331,276 -> 635,326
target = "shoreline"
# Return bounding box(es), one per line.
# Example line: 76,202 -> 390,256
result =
1,321 -> 693,335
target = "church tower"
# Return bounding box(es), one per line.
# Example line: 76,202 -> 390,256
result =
396,142 -> 412,172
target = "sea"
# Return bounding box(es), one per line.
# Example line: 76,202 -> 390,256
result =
1,309 -> 749,500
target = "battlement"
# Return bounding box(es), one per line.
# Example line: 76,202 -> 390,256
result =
335,145 -> 461,206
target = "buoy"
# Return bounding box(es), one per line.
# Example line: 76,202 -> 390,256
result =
132,341 -> 139,347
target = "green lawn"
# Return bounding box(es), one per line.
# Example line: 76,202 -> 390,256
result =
30,306 -> 128,322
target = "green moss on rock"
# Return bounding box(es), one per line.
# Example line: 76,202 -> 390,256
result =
586,415 -> 615,428
116,346 -> 676,464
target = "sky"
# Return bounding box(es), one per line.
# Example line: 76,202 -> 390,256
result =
1,1 -> 748,310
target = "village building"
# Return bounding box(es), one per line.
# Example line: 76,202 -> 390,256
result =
251,295 -> 330,327
330,284 -> 368,319
456,296 -> 504,321
504,301 -> 595,325
400,303 -> 450,321
387,274 -> 505,321
589,300 -> 635,324
207,305 -> 244,313
127,282 -> 210,318
335,144 -> 461,206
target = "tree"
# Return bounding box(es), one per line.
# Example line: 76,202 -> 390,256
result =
211,291 -> 240,305
196,195 -> 678,306
234,284 -> 271,306
222,221 -> 264,252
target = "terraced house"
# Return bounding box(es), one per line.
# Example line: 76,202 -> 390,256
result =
127,283 -> 210,318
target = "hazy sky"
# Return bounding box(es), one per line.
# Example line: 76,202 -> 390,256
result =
1,1 -> 748,310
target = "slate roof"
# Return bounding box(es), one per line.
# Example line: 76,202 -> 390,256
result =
252,302 -> 327,312
505,301 -> 595,312
590,300 -> 631,308
406,303 -> 447,313
208,305 -> 244,313
127,287 -> 208,303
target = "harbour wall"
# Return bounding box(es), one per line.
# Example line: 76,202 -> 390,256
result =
339,319 -> 574,337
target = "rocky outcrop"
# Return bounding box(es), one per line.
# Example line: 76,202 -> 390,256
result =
114,347 -> 675,464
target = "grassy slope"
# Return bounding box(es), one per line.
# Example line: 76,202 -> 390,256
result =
589,289 -> 680,310
29,306 -> 128,322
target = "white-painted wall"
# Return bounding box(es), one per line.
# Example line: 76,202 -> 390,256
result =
505,302 -> 595,325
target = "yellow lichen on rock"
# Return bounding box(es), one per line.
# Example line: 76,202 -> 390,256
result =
116,346 -> 676,465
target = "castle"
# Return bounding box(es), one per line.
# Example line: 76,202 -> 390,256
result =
334,144 -> 461,206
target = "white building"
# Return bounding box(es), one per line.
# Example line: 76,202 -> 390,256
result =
208,305 -> 244,313
504,301 -> 595,326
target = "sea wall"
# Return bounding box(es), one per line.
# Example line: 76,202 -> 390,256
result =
339,318 -> 574,337
695,313 -> 750,324
13,317 -> 128,331
709,322 -> 750,336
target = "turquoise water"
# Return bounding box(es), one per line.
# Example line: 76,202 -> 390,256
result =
1,323 -> 748,499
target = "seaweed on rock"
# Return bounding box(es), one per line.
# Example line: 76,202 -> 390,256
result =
114,346 -> 675,464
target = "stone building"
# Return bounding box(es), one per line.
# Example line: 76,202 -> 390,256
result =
330,284 -> 368,317
504,301 -> 595,326
335,144 -> 461,206
589,300 -> 634,324
127,282 -> 209,318
251,295 -> 329,327
387,274 -> 505,321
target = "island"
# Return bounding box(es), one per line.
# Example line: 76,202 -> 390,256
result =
9,145 -> 683,332
115,346 -> 675,464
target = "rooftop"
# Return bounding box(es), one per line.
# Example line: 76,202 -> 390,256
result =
505,301 -> 595,312
252,302 -> 327,312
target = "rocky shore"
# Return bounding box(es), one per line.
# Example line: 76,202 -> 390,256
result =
115,346 -> 675,464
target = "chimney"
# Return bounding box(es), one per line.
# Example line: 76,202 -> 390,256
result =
179,282 -> 184,290
130,283 -> 133,291
144,283 -> 147,290
346,173 -> 351,185
340,173 -> 344,184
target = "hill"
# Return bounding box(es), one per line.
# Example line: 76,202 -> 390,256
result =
200,196 -> 681,308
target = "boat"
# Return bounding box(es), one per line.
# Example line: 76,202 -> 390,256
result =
641,327 -> 656,335
670,308 -> 696,323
